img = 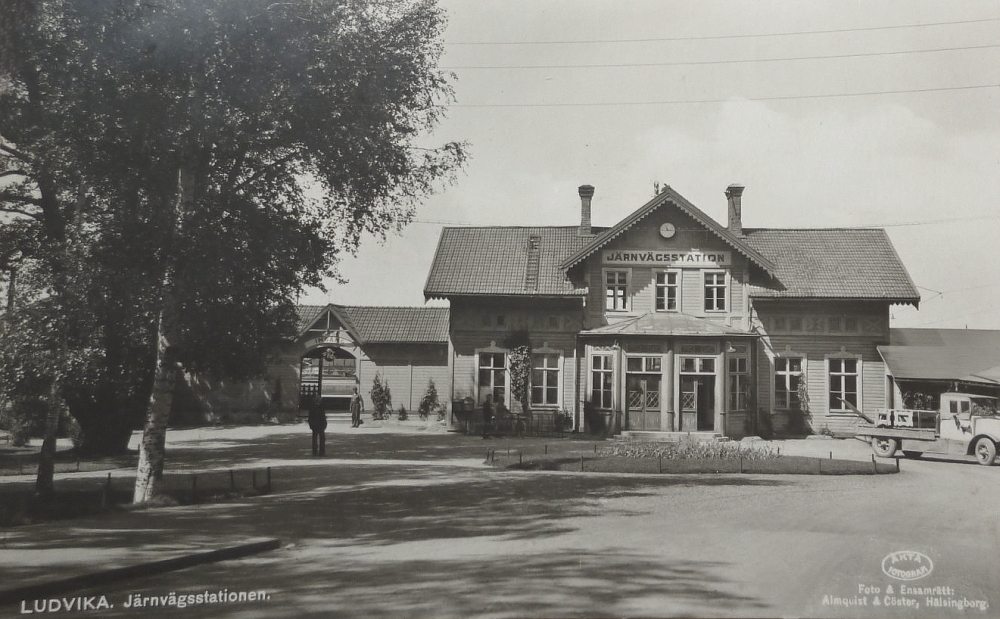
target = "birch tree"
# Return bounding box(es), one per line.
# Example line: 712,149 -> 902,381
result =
1,0 -> 465,502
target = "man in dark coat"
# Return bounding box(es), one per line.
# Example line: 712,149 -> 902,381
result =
350,385 -> 365,428
308,398 -> 327,456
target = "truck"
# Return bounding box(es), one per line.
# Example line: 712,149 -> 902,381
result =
855,392 -> 1000,466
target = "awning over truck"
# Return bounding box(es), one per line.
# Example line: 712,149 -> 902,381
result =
878,345 -> 1000,385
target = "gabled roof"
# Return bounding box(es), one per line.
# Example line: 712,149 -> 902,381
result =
581,312 -> 753,337
344,306 -> 449,343
559,186 -> 776,274
297,304 -> 449,344
424,226 -> 603,298
744,229 -> 920,304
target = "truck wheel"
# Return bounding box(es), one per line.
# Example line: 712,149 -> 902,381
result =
871,437 -> 898,458
973,438 -> 997,466
902,451 -> 923,459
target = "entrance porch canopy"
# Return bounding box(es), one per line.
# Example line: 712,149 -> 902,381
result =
579,312 -> 755,338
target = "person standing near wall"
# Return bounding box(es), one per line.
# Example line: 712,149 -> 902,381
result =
308,397 -> 327,456
350,385 -> 365,428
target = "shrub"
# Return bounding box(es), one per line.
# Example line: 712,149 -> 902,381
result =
583,401 -> 605,436
397,405 -> 408,421
369,373 -> 392,420
755,407 -> 774,440
601,437 -> 780,461
554,410 -> 571,432
0,398 -> 46,447
418,379 -> 440,421
902,390 -> 935,411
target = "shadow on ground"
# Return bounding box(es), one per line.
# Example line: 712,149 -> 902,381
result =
83,548 -> 766,619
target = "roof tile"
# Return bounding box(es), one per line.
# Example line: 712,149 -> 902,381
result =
743,228 -> 919,302
424,227 -> 600,297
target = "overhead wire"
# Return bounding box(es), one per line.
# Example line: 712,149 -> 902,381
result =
441,43 -> 1000,70
448,84 -> 1000,108
446,16 -> 1000,45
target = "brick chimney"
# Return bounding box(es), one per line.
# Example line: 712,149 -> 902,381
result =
578,185 -> 595,236
726,184 -> 744,236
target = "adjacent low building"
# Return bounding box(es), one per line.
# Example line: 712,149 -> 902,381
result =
172,304 -> 450,422
880,328 -> 1000,410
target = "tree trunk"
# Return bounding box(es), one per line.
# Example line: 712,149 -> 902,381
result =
132,312 -> 178,503
35,382 -> 63,495
132,166 -> 192,504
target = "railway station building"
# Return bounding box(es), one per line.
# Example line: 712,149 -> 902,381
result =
422,183 -> 920,438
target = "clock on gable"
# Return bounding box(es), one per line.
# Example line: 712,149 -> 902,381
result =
659,222 -> 676,238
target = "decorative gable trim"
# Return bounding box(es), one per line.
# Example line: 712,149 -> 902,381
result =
298,303 -> 366,345
559,186 -> 776,275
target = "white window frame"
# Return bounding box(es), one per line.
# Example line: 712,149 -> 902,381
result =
827,354 -> 862,415
678,356 -> 716,375
773,355 -> 805,410
589,352 -> 615,410
703,270 -> 728,312
477,350 -> 507,404
727,355 -> 750,411
604,269 -> 631,312
530,352 -> 562,408
654,269 -> 681,312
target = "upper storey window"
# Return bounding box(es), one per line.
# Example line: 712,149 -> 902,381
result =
704,271 -> 727,312
605,270 -> 629,311
654,271 -> 679,311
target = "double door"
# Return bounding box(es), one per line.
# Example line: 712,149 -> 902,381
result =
626,374 -> 661,431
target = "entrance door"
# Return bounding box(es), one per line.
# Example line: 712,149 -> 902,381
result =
626,356 -> 662,431
626,374 -> 661,430
680,375 -> 716,431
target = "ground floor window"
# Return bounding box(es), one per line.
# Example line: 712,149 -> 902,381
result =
728,356 -> 749,411
531,353 -> 560,406
478,352 -> 506,403
591,354 -> 613,409
774,357 -> 803,409
828,358 -> 859,412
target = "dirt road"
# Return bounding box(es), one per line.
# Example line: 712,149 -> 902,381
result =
4,427 -> 998,618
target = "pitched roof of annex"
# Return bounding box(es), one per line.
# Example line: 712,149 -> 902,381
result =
423,226 -> 605,298
297,304 -> 449,344
743,228 -> 920,304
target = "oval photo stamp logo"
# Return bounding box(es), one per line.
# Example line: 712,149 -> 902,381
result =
882,551 -> 934,581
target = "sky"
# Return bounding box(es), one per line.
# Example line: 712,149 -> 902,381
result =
302,0 -> 1000,331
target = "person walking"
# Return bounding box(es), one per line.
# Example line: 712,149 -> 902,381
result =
350,385 -> 365,428
481,394 -> 493,439
307,397 -> 327,456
